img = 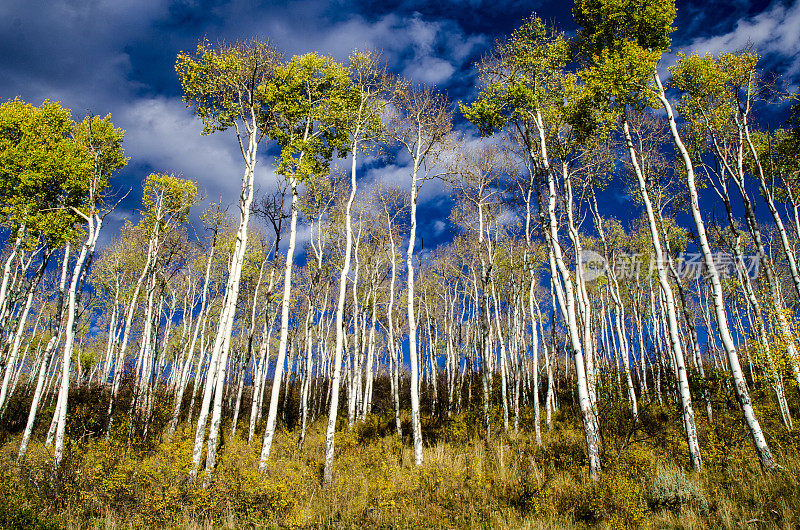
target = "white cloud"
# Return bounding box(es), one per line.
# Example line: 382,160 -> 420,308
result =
674,1 -> 800,77
117,97 -> 282,203
403,56 -> 456,86
255,11 -> 484,86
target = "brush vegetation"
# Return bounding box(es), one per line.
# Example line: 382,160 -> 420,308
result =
1,374 -> 799,529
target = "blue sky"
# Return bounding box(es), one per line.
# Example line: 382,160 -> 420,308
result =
2,0 -> 799,251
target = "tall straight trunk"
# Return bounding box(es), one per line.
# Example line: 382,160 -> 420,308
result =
491,276 -> 509,431
535,293 -> 554,430
724,123 -> 800,390
229,350 -> 248,439
101,285 -> 120,386
743,117 -> 800,303
54,213 -> 103,467
521,176 -> 543,443
405,138 -> 425,467
169,246 -> 215,439
532,107 -> 600,478
590,192 -> 638,418
622,116 -> 702,471
298,308 -> 314,449
321,147 -> 361,483
248,268 -> 278,444
18,245 -> 71,461
528,276 -> 542,444
712,162 -> 791,427
362,282 -> 378,418
563,173 -> 597,412
0,228 -> 24,334
135,275 -> 159,412
258,178 -> 299,470
385,211 -> 402,437
230,258 -> 267,440
0,250 -> 49,412
347,221 -> 364,427
192,121 -> 259,478
655,71 -> 776,470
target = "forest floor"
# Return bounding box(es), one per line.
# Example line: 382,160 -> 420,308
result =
1,383 -> 799,529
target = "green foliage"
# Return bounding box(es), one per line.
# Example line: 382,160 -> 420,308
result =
574,0 -> 675,113
0,495 -> 60,530
0,99 -> 107,247
670,51 -> 760,138
579,40 -> 661,111
71,114 -> 127,206
175,39 -> 281,137
787,91 -> 800,148
461,16 -> 570,136
261,53 -> 354,183
141,172 -> 198,233
573,0 -> 675,57
2,389 -> 800,528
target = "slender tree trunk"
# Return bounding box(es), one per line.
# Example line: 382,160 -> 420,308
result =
622,116 -> 701,471
259,178 -> 299,470
54,213 -> 103,467
407,148 -> 424,466
323,135 -> 362,482
192,121 -> 259,478
655,71 -> 777,470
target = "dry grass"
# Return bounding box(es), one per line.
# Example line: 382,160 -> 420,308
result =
1,390 -> 799,529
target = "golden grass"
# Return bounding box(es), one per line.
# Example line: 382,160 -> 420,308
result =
1,401 -> 799,529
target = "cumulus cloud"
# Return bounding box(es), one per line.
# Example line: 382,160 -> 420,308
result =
0,0 -> 170,110
118,97 -> 256,198
2,0 -> 487,223
404,57 -> 456,86
258,11 -> 485,87
6,0 -> 797,256
674,0 -> 800,78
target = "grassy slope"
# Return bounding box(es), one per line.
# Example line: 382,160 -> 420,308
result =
1,381 -> 799,529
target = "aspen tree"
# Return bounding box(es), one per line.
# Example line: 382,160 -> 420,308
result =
177,39 -> 281,478
390,82 -> 453,467
53,115 -> 127,467
258,53 -> 352,472
323,51 -> 387,484
377,181 -> 408,435
463,15 -> 602,477
574,0 -> 704,472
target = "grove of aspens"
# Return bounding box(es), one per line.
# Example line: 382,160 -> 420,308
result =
1,0 -> 800,527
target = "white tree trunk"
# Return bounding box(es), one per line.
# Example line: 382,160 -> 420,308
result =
258,178 -> 299,470
407,147 -> 424,466
655,71 -> 777,470
622,117 -> 701,470
54,213 -> 103,467
191,125 -> 258,478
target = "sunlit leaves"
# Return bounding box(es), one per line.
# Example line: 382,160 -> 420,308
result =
142,173 -> 199,234
670,52 -> 759,135
0,99 -> 126,248
461,15 -> 570,138
261,53 -> 354,183
573,0 -> 675,58
176,40 -> 281,137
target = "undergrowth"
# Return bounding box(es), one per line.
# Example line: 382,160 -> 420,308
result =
1,381 -> 799,529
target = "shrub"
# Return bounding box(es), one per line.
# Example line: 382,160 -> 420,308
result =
0,497 -> 60,530
650,465 -> 708,513
560,471 -> 649,528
